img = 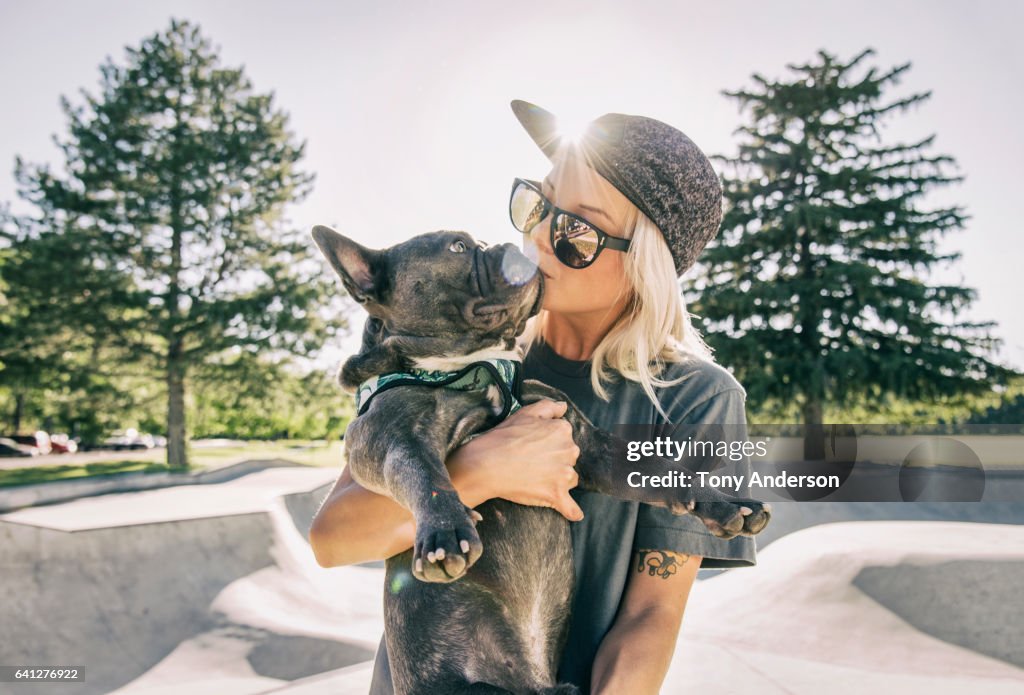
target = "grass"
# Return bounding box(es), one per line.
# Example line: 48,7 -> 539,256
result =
189,439 -> 345,468
0,460 -> 180,488
0,439 -> 345,488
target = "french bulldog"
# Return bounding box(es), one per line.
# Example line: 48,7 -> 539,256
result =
311,225 -> 771,695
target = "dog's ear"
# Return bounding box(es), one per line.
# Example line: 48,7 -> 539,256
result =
312,225 -> 383,303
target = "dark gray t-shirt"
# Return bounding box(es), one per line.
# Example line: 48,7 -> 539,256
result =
369,339 -> 757,693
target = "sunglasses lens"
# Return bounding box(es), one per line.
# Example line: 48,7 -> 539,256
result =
552,213 -> 600,268
510,182 -> 546,234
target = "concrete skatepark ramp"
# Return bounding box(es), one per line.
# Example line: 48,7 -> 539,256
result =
0,466 -> 383,695
663,520 -> 1024,694
1,464 -> 1022,694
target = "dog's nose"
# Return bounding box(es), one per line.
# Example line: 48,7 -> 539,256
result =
498,243 -> 538,287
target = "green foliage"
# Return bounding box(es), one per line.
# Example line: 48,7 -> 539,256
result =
694,48 -> 1016,429
748,390 -> 1001,426
963,378 -> 1024,425
0,209 -> 151,439
189,353 -> 354,440
0,353 -> 353,442
2,19 -> 347,458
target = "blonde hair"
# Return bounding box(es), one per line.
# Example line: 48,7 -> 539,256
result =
520,207 -> 713,419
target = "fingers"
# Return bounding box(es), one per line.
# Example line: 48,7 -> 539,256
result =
567,442 -> 581,464
571,467 -> 580,487
554,490 -> 585,522
517,399 -> 568,419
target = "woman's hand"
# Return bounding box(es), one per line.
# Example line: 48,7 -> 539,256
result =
448,399 -> 585,521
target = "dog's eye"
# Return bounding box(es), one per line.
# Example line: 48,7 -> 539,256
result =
449,240 -> 467,253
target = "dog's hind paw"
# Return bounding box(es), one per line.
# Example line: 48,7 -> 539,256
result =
412,495 -> 484,583
694,498 -> 772,539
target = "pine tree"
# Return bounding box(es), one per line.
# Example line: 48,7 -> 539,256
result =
0,219 -> 128,435
693,48 -> 1014,459
9,19 -> 343,467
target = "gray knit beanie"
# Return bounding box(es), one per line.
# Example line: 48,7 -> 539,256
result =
511,100 -> 723,276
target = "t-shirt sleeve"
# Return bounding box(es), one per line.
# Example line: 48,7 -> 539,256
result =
632,386 -> 758,568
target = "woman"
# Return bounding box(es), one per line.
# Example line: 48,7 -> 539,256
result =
309,100 -> 757,694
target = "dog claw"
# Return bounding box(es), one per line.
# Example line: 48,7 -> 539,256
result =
470,510 -> 483,522
740,506 -> 752,515
443,553 -> 466,577
460,540 -> 470,553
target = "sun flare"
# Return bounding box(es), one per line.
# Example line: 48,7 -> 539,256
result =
555,110 -> 594,144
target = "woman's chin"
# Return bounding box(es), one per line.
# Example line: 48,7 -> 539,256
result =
538,289 -> 562,312
540,297 -> 575,315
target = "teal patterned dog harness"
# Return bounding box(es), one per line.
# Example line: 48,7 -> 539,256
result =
355,358 -> 524,420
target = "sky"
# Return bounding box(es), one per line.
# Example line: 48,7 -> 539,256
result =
1,0 -> 1021,370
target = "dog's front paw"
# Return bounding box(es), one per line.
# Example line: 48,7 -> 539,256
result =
412,495 -> 484,583
693,497 -> 772,539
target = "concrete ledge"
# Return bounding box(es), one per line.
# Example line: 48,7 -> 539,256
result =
256,660 -> 375,694
0,459 -> 306,512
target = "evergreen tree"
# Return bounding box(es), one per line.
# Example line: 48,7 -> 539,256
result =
2,217 -> 191,444
9,20 -> 343,467
1,208 -> 139,436
693,48 -> 1014,458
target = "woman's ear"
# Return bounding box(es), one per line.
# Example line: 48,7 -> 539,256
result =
311,225 -> 382,303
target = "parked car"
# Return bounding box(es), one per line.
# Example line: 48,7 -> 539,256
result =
102,429 -> 157,451
48,433 -> 79,454
0,437 -> 39,457
6,432 -> 52,456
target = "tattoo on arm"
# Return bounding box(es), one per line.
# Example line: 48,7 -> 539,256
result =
635,549 -> 691,579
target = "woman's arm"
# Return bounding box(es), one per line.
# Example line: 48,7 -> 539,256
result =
591,381 -> 753,692
590,550 -> 701,695
307,450 -> 481,567
308,398 -> 584,568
